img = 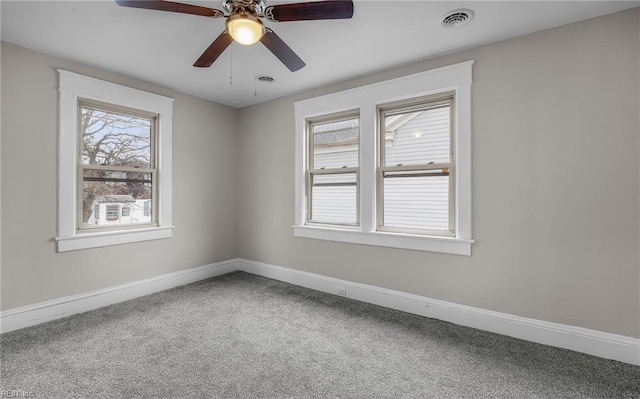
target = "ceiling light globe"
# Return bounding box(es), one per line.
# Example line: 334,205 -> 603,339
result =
227,14 -> 264,46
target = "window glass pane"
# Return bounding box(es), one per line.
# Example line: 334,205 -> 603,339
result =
383,174 -> 449,231
311,173 -> 357,224
106,205 -> 120,220
312,117 -> 359,169
384,105 -> 450,167
81,105 -> 153,168
82,170 -> 152,228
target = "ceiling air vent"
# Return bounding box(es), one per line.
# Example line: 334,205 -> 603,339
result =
256,75 -> 275,83
440,9 -> 474,29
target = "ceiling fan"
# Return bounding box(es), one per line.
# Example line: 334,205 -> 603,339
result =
116,0 -> 354,72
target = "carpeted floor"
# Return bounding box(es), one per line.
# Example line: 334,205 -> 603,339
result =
1,271 -> 639,398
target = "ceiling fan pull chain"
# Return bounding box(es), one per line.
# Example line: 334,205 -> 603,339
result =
253,45 -> 258,97
229,42 -> 234,86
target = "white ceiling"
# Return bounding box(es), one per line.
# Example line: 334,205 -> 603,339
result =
2,1 -> 638,108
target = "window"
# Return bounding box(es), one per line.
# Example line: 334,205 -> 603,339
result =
294,61 -> 474,255
105,205 -> 120,220
307,113 -> 359,226
79,101 -> 156,229
378,96 -> 454,235
121,206 -> 131,217
56,70 -> 174,252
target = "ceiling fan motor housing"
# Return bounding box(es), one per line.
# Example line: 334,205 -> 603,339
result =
223,0 -> 266,15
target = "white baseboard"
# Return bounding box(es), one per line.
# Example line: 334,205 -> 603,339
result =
0,259 -> 237,334
2,257 -> 638,366
237,258 -> 640,366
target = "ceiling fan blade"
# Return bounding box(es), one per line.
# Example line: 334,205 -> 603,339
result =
264,0 -> 353,22
260,28 -> 306,72
115,0 -> 224,18
193,32 -> 233,68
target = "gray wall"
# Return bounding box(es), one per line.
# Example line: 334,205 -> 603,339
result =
1,42 -> 238,310
236,9 -> 640,338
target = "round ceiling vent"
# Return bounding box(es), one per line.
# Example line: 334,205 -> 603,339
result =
440,9 -> 474,28
256,75 -> 275,83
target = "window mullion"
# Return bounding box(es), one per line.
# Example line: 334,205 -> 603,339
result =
359,105 -> 376,232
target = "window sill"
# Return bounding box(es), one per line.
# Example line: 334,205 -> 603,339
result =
55,226 -> 174,252
293,225 -> 473,256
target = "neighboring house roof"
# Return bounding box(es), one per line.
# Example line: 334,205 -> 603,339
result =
313,118 -> 359,147
385,112 -> 422,133
313,113 -> 422,148
314,128 -> 359,147
95,195 -> 136,203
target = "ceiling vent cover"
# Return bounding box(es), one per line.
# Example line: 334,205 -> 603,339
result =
441,9 -> 474,28
256,75 -> 275,83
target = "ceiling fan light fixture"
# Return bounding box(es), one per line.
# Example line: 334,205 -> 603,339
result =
226,13 -> 264,45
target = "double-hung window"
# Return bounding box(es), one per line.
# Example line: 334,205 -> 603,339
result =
294,61 -> 474,255
307,113 -> 360,226
79,101 -> 157,229
56,70 -> 174,252
378,95 -> 454,235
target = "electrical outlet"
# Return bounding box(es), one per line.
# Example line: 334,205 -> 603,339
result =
336,286 -> 347,297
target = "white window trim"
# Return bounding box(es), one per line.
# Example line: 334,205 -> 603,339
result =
56,70 -> 174,252
294,61 -> 474,256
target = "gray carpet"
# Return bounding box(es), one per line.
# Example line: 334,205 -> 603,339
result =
1,271 -> 639,398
